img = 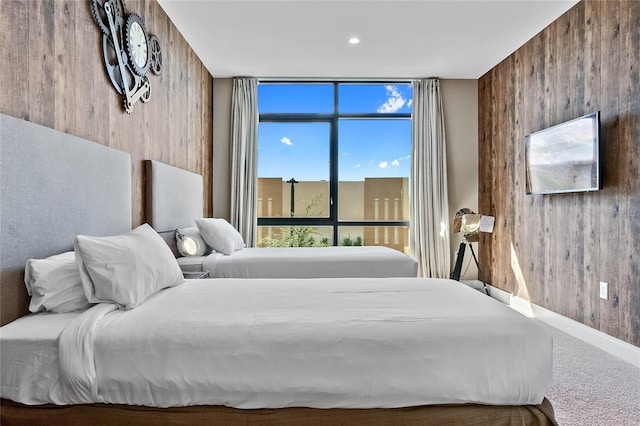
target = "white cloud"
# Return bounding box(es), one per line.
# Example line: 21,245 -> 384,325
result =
280,136 -> 292,146
354,164 -> 361,168
377,157 -> 404,169
377,85 -> 409,113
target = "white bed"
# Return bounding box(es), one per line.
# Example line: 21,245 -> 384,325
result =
178,246 -> 418,278
1,277 -> 552,409
146,160 -> 418,278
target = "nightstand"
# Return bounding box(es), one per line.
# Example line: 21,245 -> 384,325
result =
178,259 -> 210,279
182,270 -> 210,279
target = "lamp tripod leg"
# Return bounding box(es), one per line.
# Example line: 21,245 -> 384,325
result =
468,243 -> 489,295
450,242 -> 466,281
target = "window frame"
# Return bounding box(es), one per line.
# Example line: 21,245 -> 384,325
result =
257,81 -> 411,246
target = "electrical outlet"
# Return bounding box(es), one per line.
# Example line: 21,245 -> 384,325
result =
599,282 -> 608,300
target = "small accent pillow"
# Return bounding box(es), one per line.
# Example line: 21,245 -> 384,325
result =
194,218 -> 245,255
24,251 -> 92,313
74,223 -> 184,310
175,227 -> 212,257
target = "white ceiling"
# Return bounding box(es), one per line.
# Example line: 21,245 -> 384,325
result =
157,0 -> 579,79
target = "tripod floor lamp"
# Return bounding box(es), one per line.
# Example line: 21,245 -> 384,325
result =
450,208 -> 495,295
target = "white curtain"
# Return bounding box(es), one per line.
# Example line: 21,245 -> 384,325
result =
230,78 -> 258,247
410,78 -> 451,278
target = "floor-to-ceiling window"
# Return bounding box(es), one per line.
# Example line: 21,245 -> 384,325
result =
257,82 -> 412,252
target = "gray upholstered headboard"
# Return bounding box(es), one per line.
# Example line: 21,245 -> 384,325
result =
144,160 -> 203,253
0,113 -> 132,326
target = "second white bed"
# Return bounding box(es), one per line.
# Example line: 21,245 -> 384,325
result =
177,246 -> 419,278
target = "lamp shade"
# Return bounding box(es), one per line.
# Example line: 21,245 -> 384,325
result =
452,208 -> 494,242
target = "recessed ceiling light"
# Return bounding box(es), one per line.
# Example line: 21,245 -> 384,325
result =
348,37 -> 360,45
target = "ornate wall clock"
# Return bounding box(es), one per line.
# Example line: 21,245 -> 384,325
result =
90,0 -> 162,114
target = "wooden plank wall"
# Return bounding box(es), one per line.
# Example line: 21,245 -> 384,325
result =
0,0 -> 213,227
478,0 -> 639,346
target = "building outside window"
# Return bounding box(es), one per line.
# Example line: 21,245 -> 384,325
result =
257,82 -> 412,253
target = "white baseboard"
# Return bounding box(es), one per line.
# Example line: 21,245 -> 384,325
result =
482,283 -> 640,367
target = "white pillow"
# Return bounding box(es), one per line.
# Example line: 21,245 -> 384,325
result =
74,223 -> 184,310
194,218 -> 245,255
175,227 -> 211,257
24,251 -> 92,313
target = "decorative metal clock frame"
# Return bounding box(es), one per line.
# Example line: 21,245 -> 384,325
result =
90,0 -> 162,114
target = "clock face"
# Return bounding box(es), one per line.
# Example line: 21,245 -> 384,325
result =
129,22 -> 147,68
125,13 -> 150,76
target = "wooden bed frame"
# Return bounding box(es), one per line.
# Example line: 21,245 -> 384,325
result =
0,398 -> 557,426
0,114 -> 557,425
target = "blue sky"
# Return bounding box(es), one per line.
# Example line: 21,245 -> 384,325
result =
258,83 -> 412,181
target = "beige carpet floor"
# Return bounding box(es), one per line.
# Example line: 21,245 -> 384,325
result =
539,321 -> 640,425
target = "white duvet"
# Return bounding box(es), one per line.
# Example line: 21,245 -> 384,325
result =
50,277 -> 552,408
181,246 -> 419,278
